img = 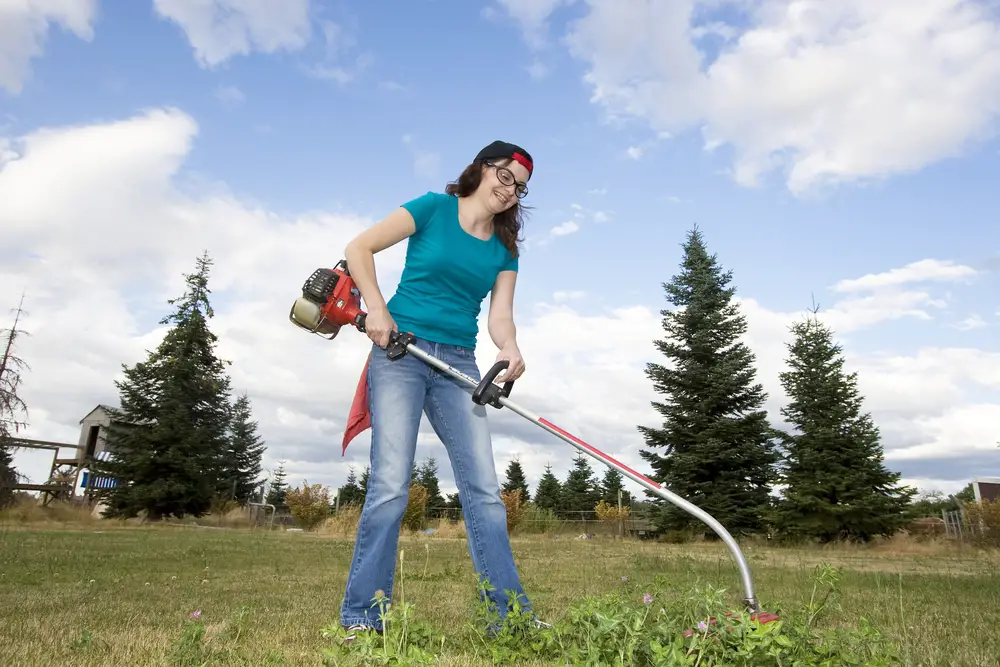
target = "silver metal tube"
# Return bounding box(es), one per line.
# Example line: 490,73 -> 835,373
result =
402,343 -> 760,612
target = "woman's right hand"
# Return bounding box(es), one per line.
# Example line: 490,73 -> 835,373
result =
364,306 -> 398,349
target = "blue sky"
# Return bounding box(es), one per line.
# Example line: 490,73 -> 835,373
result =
3,0 -> 999,499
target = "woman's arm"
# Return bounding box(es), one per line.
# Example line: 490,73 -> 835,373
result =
488,269 -> 524,380
344,206 -> 417,313
344,207 -> 417,347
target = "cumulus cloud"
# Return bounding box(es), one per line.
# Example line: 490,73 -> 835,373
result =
0,0 -> 98,94
500,0 -> 1000,195
3,108 -> 997,506
153,0 -> 313,67
490,0 -> 577,49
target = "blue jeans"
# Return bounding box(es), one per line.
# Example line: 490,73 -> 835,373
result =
339,338 -> 531,630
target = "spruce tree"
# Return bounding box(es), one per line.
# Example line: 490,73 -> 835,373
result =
417,458 -> 445,516
222,393 -> 266,504
358,466 -> 370,499
560,454 -> 601,516
339,466 -> 365,506
773,311 -> 917,542
599,467 -> 631,507
533,464 -> 562,512
266,462 -> 288,507
94,252 -> 234,520
502,457 -> 531,502
638,226 -> 778,536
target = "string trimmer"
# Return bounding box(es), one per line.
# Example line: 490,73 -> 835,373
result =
289,260 -> 779,630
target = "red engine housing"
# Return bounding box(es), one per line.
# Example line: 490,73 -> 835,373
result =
291,260 -> 367,337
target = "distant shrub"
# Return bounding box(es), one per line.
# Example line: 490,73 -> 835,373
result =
500,488 -> 526,533
595,499 -> 630,522
285,481 -> 331,530
403,483 -> 428,531
964,498 -> 1000,547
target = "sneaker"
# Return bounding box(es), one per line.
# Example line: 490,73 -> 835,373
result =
342,624 -> 379,643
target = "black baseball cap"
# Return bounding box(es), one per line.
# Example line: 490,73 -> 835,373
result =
475,140 -> 533,178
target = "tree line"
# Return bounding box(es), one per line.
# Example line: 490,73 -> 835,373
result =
635,226 -> 920,543
0,230 -> 972,544
322,453 -> 635,523
316,225 -> 945,544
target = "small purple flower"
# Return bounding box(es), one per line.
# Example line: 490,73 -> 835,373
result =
190,610 -> 201,620
621,575 -> 628,582
643,593 -> 653,605
697,621 -> 708,631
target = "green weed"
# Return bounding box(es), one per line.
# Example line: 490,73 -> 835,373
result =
320,560 -> 901,666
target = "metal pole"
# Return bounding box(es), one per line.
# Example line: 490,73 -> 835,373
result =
400,342 -> 761,613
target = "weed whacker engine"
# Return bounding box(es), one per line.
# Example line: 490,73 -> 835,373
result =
289,260 -> 779,633
288,260 -> 368,340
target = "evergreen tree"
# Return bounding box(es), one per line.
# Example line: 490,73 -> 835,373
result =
772,311 -> 916,542
560,454 -> 601,516
222,393 -> 266,504
0,293 -> 29,507
638,227 -> 778,536
339,466 -> 365,506
502,457 -> 531,502
417,458 -> 445,516
266,462 -> 288,507
533,464 -> 562,512
599,467 -> 631,507
358,466 -> 370,499
95,253 -> 234,520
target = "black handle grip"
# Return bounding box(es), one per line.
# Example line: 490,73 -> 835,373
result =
472,360 -> 514,409
357,312 -> 367,331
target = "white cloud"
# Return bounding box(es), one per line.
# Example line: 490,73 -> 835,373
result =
401,134 -> 442,180
553,290 -> 586,302
548,0 -> 1000,195
3,109 -> 997,507
954,314 -> 988,331
0,0 -> 97,94
526,60 -> 551,80
153,0 -> 312,68
491,0 -> 577,49
1,107 -> 404,493
213,84 -> 245,105
549,220 -> 580,237
833,259 -> 980,292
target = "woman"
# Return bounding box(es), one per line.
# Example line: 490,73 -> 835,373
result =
338,140 -> 539,636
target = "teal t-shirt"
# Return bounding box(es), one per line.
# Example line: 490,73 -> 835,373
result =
386,191 -> 518,349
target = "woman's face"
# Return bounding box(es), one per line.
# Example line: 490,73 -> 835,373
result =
480,160 -> 530,214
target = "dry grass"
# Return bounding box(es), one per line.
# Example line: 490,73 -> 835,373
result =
1,499 -> 999,666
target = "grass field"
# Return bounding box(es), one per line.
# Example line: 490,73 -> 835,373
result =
2,509 -> 1000,666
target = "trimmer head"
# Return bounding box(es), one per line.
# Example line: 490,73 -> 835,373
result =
682,610 -> 780,638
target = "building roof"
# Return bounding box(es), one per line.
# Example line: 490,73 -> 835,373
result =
78,404 -> 118,424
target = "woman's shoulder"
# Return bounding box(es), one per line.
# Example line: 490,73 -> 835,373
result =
404,190 -> 452,205
401,191 -> 454,229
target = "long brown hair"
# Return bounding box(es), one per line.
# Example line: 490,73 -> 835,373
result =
445,158 -> 530,258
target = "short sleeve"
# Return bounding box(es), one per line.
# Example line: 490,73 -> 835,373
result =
401,191 -> 444,232
502,252 -> 519,273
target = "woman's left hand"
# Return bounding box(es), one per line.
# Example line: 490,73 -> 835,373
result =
495,342 -> 525,382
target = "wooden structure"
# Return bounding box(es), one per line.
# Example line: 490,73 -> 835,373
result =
3,404 -> 121,505
972,477 -> 1000,503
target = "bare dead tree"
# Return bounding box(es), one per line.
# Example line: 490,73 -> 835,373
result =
0,290 -> 30,506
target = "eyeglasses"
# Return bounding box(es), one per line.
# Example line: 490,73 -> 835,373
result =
485,161 -> 529,199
